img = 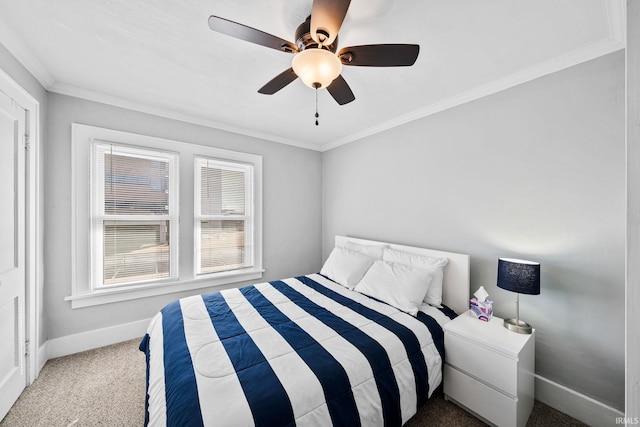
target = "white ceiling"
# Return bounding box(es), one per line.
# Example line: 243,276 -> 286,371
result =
0,0 -> 625,151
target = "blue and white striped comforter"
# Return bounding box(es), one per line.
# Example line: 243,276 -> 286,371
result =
140,274 -> 456,427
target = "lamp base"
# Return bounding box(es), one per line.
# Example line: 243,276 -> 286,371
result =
503,318 -> 533,334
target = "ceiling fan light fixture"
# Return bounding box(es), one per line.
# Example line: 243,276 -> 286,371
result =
292,48 -> 342,89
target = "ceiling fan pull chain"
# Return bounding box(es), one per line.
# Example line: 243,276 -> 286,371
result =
314,83 -> 320,126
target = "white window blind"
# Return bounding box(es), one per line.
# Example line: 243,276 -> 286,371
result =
91,142 -> 178,288
195,157 -> 254,275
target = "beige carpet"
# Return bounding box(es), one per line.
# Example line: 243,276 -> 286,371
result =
1,339 -> 146,427
1,338 -> 586,426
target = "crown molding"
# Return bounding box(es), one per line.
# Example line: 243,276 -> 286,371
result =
319,37 -> 625,152
54,34 -> 625,155
49,82 -> 319,151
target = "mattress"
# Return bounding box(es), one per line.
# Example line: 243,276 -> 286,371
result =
140,273 -> 457,426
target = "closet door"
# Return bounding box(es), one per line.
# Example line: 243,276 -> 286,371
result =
0,89 -> 26,420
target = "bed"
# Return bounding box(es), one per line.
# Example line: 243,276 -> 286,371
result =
140,236 -> 470,426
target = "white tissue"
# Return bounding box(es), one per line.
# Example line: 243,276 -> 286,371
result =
474,286 -> 489,302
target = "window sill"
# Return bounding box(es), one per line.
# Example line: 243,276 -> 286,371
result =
65,268 -> 265,309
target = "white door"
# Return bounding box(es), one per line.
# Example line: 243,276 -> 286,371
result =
0,89 -> 26,420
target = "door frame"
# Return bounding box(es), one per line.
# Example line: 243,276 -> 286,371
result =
0,66 -> 40,385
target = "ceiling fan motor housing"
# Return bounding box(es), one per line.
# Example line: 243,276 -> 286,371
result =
295,16 -> 338,53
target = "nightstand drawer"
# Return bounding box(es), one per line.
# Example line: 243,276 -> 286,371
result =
445,331 -> 518,396
444,364 -> 517,427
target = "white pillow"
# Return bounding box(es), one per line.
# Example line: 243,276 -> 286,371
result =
382,248 -> 448,307
354,260 -> 433,316
320,247 -> 376,289
343,241 -> 386,259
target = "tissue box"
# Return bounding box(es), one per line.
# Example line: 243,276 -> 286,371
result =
469,298 -> 493,322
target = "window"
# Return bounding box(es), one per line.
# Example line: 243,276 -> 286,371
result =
69,124 -> 263,308
195,158 -> 254,275
91,143 -> 179,288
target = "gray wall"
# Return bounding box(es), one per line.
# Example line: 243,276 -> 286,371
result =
0,43 -> 48,347
44,93 -> 323,340
322,51 -> 625,410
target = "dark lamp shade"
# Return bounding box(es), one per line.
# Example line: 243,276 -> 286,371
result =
497,258 -> 540,295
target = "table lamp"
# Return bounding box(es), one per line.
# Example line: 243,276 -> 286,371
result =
497,258 -> 540,334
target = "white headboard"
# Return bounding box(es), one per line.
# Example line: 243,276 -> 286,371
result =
335,236 -> 470,315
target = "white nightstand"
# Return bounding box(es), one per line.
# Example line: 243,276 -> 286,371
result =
443,310 -> 535,427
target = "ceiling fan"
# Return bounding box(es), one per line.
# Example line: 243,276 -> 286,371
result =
207,0 -> 420,107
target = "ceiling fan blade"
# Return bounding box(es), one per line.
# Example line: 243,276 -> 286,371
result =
258,68 -> 299,95
310,0 -> 351,46
208,16 -> 297,53
339,44 -> 420,67
326,75 -> 355,105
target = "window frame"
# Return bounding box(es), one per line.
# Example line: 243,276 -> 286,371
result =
68,124 -> 263,309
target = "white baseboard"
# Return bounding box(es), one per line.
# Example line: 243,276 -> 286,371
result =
45,318 -> 152,360
37,341 -> 48,372
535,375 -> 624,426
